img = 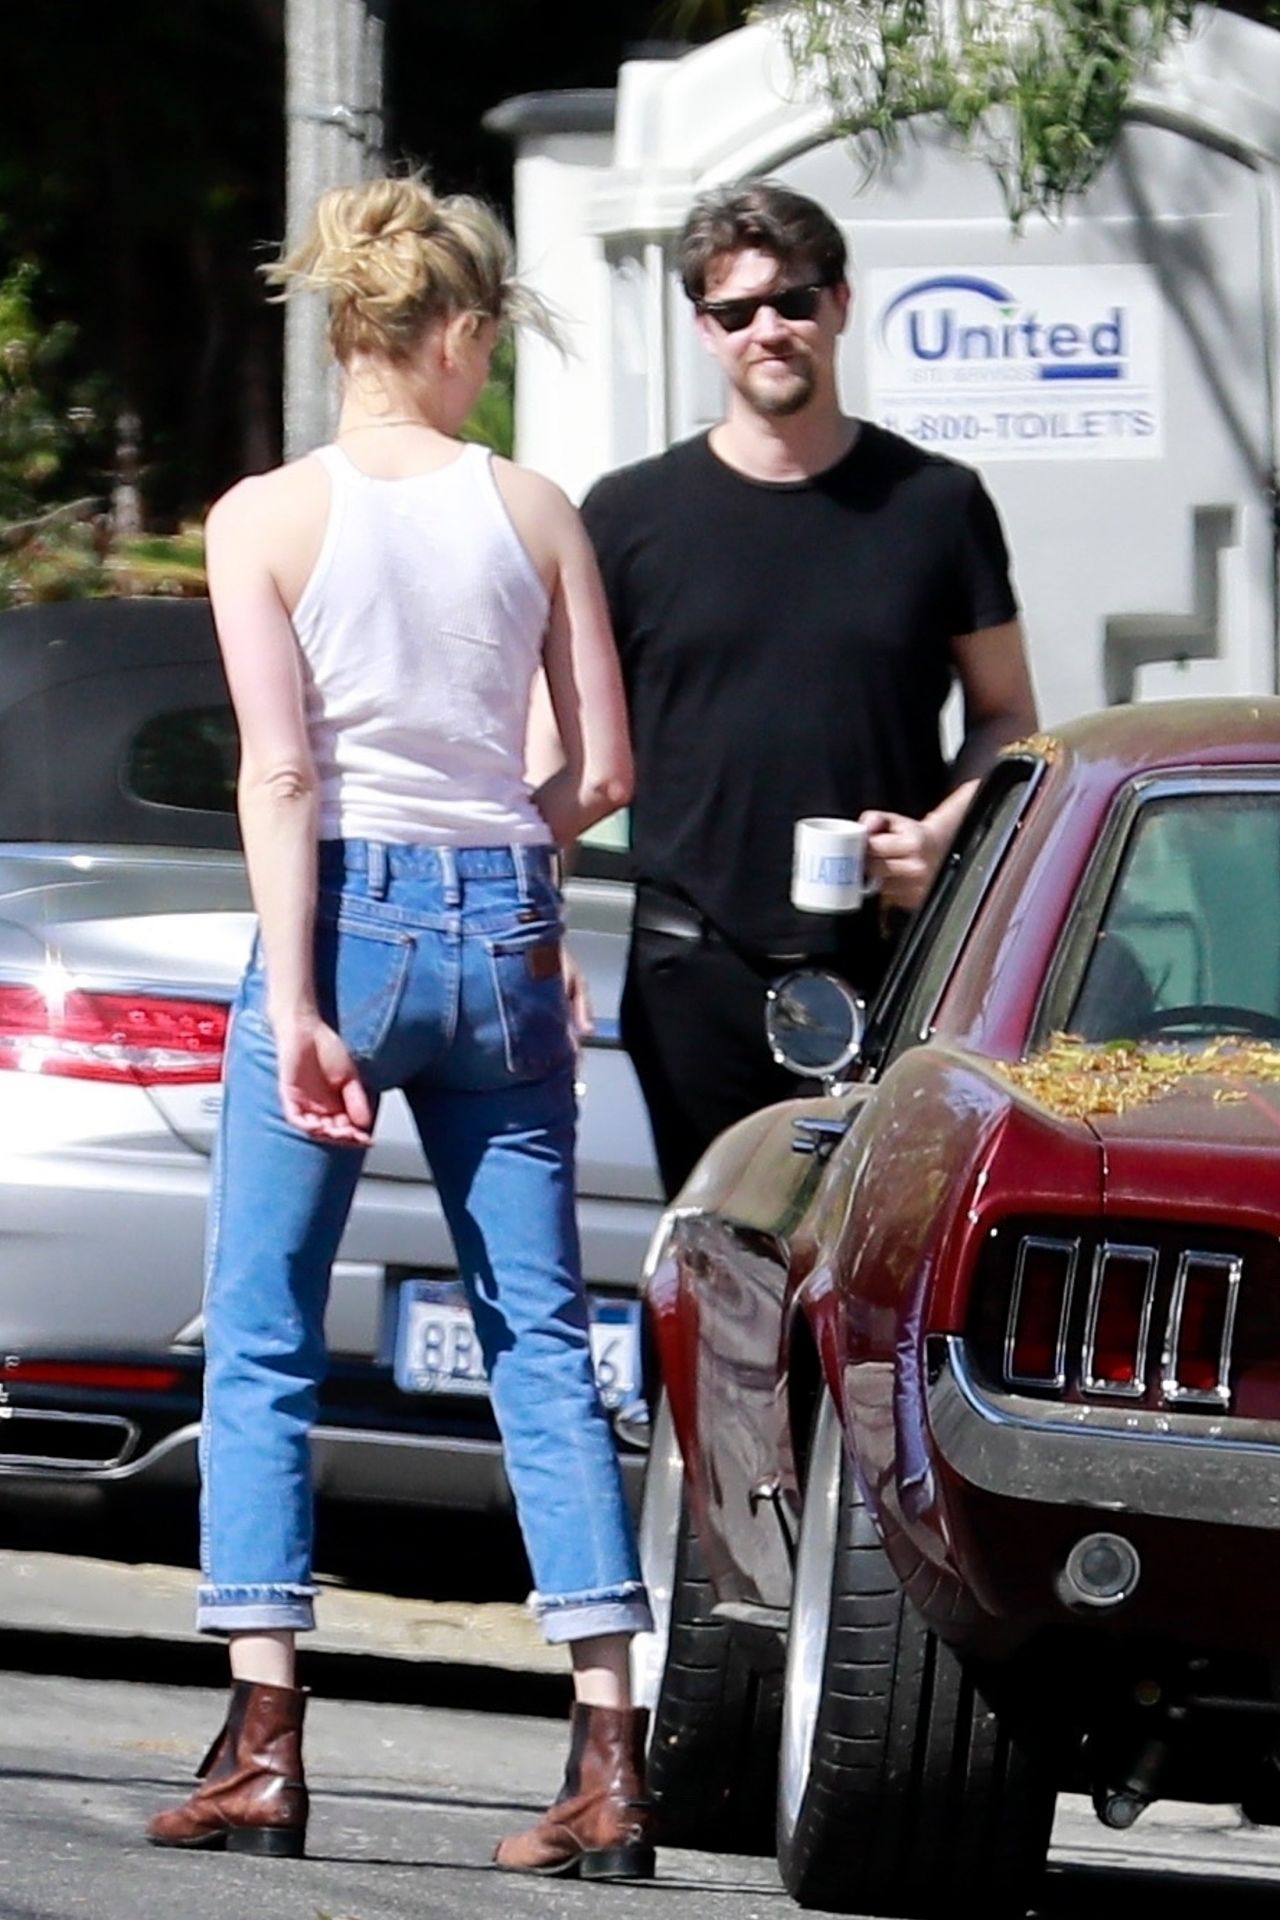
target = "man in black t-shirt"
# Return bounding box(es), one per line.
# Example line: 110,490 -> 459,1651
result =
577,183 -> 1039,1198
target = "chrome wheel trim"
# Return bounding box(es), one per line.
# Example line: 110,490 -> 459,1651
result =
629,1393 -> 683,1713
779,1393 -> 842,1840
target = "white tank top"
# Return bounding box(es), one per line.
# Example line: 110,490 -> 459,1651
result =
291,442 -> 553,846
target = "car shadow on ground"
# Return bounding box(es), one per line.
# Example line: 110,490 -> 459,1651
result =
1040,1861 -> 1278,1913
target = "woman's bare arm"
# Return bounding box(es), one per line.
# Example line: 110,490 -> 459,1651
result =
495,463 -> 633,846
205,477 -> 373,1144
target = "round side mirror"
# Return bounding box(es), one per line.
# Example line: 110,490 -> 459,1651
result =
765,969 -> 865,1080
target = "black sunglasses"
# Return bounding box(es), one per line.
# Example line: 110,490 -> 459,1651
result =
696,282 -> 828,333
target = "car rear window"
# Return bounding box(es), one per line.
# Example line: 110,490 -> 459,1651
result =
1064,785 -> 1280,1042
122,703 -> 634,873
126,706 -> 239,813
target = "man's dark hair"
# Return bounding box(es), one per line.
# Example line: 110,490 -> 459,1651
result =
677,182 -> 848,303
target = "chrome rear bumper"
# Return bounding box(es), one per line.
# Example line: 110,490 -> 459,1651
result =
0,1416 -> 643,1513
925,1334 -> 1280,1530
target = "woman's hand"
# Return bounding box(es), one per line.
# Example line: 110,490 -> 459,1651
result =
274,1014 -> 375,1147
562,945 -> 594,1043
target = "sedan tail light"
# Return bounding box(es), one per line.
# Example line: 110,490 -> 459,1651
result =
0,983 -> 227,1086
3,1360 -> 185,1392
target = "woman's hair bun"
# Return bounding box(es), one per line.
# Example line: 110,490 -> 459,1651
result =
263,173 -> 559,363
347,178 -> 441,245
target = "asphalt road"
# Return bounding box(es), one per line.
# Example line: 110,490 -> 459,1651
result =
4,1501 -> 1280,1920
0,1658 -> 789,1920
5,1644 -> 1280,1920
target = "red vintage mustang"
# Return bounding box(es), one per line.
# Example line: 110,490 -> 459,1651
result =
630,700 -> 1280,1917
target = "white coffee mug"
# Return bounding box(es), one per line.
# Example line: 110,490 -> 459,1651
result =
791,816 -> 874,914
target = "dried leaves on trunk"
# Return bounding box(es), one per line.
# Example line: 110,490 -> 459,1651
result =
997,1033 -> 1280,1119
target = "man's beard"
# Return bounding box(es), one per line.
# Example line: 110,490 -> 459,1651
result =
737,355 -> 816,419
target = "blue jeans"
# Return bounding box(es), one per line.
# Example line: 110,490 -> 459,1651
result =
197,840 -> 650,1645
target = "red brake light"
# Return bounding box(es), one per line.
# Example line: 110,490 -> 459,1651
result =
1162,1252 -> 1240,1404
1173,1283 -> 1225,1393
1005,1237 -> 1077,1387
1083,1246 -> 1156,1396
0,984 -> 227,1086
5,1361 -> 185,1392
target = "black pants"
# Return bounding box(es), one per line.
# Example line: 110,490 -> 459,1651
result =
620,923 -> 807,1201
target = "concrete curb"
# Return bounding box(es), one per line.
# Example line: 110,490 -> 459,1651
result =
0,1549 -> 567,1686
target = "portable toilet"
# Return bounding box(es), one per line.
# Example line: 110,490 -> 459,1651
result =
487,6 -> 1280,726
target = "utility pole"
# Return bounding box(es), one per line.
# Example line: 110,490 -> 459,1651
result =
284,0 -> 386,458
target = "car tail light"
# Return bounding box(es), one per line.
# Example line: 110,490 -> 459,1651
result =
982,1225 -> 1259,1414
0,983 -> 226,1086
4,1361 -> 185,1392
1161,1251 -> 1241,1406
1082,1244 -> 1157,1396
1005,1236 -> 1078,1388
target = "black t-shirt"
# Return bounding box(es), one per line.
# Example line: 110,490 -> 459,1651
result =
581,424 -> 1018,969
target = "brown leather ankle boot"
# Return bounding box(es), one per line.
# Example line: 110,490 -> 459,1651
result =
494,1702 -> 655,1879
146,1680 -> 308,1858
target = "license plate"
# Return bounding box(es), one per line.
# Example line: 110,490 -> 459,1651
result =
393,1278 -> 642,1409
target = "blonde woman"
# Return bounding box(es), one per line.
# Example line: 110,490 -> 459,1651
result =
146,179 -> 654,1880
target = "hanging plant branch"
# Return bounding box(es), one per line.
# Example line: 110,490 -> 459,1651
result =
771,1 -> 1205,222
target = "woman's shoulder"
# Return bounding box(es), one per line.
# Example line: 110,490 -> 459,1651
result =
488,452 -> 572,517
488,454 -> 582,547
206,454 -> 330,537
486,455 -> 583,594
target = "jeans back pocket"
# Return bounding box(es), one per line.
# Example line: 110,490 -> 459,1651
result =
484,925 -> 573,1080
315,904 -> 415,1062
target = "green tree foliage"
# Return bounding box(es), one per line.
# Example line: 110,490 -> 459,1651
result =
0,0 -> 740,559
0,0 -> 284,528
776,2 -> 1276,222
0,262 -> 111,607
0,263 -> 207,608
460,335 -> 516,457
0,263 -> 78,519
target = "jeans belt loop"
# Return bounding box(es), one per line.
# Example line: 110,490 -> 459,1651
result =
440,845 -> 461,909
366,841 -> 388,900
513,842 -> 532,906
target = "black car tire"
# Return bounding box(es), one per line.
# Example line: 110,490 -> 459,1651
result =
629,1392 -> 780,1853
776,1393 -> 1056,1916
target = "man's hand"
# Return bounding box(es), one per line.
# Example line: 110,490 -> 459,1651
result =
860,809 -> 949,912
274,1014 -> 375,1147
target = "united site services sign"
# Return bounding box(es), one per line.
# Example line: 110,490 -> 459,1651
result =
866,265 -> 1164,461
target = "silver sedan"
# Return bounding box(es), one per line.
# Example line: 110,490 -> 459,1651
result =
0,598 -> 660,1519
